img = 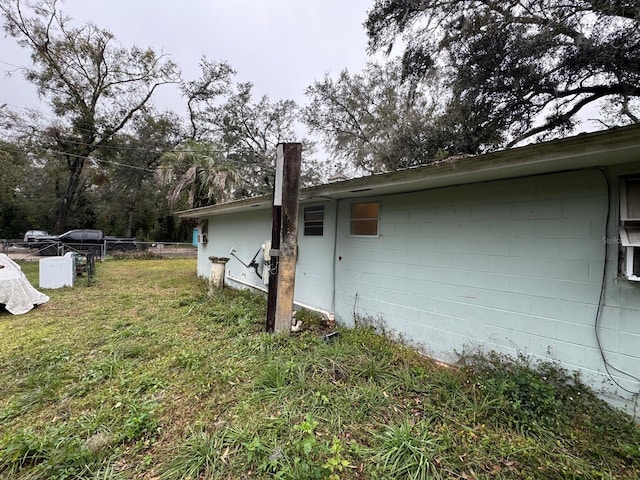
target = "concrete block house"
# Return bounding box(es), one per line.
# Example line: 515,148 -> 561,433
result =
178,125 -> 640,415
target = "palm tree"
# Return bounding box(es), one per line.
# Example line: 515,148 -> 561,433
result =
157,140 -> 238,209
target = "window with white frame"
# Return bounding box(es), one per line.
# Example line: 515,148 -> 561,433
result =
197,220 -> 209,244
350,201 -> 380,236
619,177 -> 640,281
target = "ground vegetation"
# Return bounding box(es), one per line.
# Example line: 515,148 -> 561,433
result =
0,259 -> 638,479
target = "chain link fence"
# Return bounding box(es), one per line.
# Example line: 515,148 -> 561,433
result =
1,239 -> 197,260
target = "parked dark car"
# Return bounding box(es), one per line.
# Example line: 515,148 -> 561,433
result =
33,229 -> 137,255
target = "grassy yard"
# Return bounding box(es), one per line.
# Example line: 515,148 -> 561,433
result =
0,259 -> 639,479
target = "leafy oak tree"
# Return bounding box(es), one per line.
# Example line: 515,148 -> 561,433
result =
0,0 -> 180,231
211,83 -> 301,195
0,139 -> 61,237
0,141 -> 28,238
186,79 -> 323,196
181,57 -> 235,141
92,112 -> 183,237
366,0 -> 640,150
304,60 -> 443,173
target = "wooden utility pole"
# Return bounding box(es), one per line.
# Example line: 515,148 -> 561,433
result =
266,143 -> 302,333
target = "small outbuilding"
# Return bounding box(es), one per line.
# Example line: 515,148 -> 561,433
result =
179,124 -> 640,416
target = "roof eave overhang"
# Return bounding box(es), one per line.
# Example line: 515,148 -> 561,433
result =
177,124 -> 640,219
177,196 -> 272,219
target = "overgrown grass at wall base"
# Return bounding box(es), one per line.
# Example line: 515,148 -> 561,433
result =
0,259 -> 638,479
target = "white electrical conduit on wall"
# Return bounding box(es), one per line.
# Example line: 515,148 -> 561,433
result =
226,272 -> 335,323
225,197 -> 339,329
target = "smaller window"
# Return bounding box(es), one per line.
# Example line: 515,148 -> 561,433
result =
197,220 -> 209,235
304,205 -> 324,236
621,178 -> 640,220
196,220 -> 209,244
350,202 -> 379,236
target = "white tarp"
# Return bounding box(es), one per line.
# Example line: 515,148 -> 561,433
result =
0,254 -> 49,315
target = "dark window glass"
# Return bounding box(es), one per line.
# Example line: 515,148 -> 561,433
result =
634,247 -> 640,275
626,179 -> 640,219
304,205 -> 324,236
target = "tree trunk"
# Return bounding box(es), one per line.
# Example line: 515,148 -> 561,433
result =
125,209 -> 134,237
55,157 -> 85,232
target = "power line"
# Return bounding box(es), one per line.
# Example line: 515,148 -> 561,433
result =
1,103 -> 285,159
92,157 -> 155,173
0,103 -> 309,153
1,104 -> 311,172
0,59 -> 25,70
31,149 -> 156,172
42,134 -> 277,158
22,147 -> 278,174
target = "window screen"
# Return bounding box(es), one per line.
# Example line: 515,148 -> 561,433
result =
304,205 -> 324,236
350,202 -> 379,236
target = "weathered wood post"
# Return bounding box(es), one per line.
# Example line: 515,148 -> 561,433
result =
267,143 -> 302,333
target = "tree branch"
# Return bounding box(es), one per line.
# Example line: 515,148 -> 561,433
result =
506,91 -> 611,147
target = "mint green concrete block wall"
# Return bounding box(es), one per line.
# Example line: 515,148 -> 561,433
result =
199,201 -> 337,312
196,167 -> 640,414
197,209 -> 271,282
293,201 -> 337,309
334,170 -> 640,414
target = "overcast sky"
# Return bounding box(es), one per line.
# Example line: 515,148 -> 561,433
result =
1,0 -> 373,109
0,0 -> 376,157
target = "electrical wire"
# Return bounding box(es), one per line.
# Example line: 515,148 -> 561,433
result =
0,106 -> 313,182
0,103 -> 308,160
16,148 -> 157,173
38,149 -> 278,174
48,137 -> 277,160
90,157 -> 155,172
595,168 -> 640,399
0,59 -> 24,69
8,136 -> 280,172
1,123 -> 281,172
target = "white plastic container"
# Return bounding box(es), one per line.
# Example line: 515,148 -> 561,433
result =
39,252 -> 75,289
